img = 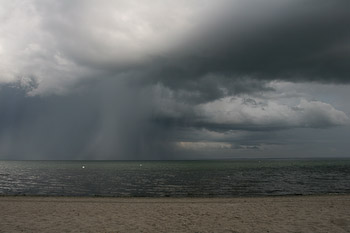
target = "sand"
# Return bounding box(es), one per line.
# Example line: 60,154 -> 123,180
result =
0,195 -> 349,233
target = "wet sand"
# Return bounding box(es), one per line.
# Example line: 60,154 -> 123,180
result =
0,195 -> 349,232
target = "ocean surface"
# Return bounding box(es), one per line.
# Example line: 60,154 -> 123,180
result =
0,159 -> 350,197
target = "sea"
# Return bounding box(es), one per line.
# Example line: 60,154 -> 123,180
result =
0,159 -> 349,197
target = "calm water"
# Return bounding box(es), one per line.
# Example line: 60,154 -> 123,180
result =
0,160 -> 349,197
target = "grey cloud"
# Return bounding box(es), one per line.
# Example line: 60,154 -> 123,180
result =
0,77 -> 348,160
133,0 -> 350,103
150,75 -> 273,104
0,78 -> 177,159
173,125 -> 350,159
178,0 -> 350,83
2,0 -> 349,96
0,0 -> 349,159
153,96 -> 349,132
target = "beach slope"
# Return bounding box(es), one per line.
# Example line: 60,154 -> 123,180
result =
0,195 -> 349,232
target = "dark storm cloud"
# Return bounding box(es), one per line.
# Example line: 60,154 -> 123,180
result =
4,0 -> 348,96
96,0 -> 350,106
151,0 -> 350,91
152,99 -> 349,133
140,0 -> 350,136
1,0 -> 350,159
5,76 -> 346,159
0,78 -> 176,159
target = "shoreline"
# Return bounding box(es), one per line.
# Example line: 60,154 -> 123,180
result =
1,194 -> 349,232
0,193 -> 348,199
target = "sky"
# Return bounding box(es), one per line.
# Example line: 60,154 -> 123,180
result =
0,0 -> 349,160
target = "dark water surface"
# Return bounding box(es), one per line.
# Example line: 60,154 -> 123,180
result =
0,160 -> 349,197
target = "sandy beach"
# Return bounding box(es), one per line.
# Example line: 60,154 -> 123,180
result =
0,195 -> 349,233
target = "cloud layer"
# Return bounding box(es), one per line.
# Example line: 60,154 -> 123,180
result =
0,0 -> 349,159
1,0 -> 350,94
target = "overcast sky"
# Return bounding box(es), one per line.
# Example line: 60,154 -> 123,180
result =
0,0 -> 349,159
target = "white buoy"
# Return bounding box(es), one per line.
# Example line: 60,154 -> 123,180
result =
139,164 -> 142,167
82,165 -> 85,169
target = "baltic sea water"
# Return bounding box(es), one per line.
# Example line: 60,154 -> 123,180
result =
0,159 -> 349,197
